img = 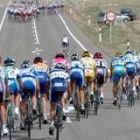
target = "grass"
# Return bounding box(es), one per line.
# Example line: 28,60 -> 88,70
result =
65,0 -> 140,56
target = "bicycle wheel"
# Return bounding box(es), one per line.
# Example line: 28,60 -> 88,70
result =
7,109 -> 12,140
27,98 -> 31,139
75,89 -> 80,121
37,98 -> 42,130
84,86 -> 90,118
94,91 -> 99,116
56,103 -> 62,140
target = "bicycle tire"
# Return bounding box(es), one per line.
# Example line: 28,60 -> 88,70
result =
37,98 -> 42,130
56,102 -> 62,140
7,110 -> 12,140
75,89 -> 80,121
84,86 -> 90,118
94,89 -> 100,116
27,98 -> 31,139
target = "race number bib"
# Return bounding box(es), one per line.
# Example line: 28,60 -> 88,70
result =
7,71 -> 16,78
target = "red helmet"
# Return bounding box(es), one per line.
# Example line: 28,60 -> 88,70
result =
93,52 -> 103,59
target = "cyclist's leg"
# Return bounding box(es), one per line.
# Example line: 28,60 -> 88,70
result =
112,70 -> 120,105
0,93 -> 8,135
49,90 -> 57,135
9,82 -> 20,118
40,82 -> 48,124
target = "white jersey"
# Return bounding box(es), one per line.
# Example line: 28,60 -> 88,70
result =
94,59 -> 107,68
62,36 -> 69,44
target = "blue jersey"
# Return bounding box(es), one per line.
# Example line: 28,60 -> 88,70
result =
69,61 -> 84,75
32,63 -> 48,83
20,67 -> 37,83
123,54 -> 136,65
111,57 -> 125,72
3,66 -> 21,95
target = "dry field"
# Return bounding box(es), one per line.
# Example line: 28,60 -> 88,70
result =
65,0 -> 140,56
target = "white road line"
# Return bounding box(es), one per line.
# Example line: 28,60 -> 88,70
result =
56,10 -> 93,57
0,7 -> 8,33
56,10 -> 87,51
32,19 -> 40,45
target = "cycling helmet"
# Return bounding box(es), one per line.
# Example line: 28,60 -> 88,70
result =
71,54 -> 79,61
115,52 -> 122,58
21,60 -> 30,68
34,56 -> 43,63
82,51 -> 90,57
4,57 -> 15,66
55,53 -> 65,59
54,63 -> 65,70
93,52 -> 103,59
125,49 -> 134,55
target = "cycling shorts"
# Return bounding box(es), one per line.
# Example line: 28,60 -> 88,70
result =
39,82 -> 46,94
84,69 -> 95,82
126,63 -> 136,78
8,79 -> 19,95
113,67 -> 126,84
62,42 -> 68,48
96,67 -> 107,85
50,78 -> 67,102
21,80 -> 36,99
70,71 -> 84,87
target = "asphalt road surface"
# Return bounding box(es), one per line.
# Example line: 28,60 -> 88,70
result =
0,7 -> 140,140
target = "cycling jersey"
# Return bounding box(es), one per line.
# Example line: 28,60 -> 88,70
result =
123,54 -> 136,77
49,69 -> 69,102
111,57 -> 126,83
51,58 -> 69,71
32,62 -> 48,94
69,60 -> 84,86
4,66 -> 21,95
81,57 -> 96,82
20,67 -> 38,98
94,58 -> 107,85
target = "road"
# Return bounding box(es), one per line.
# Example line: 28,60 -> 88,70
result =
0,7 -> 140,140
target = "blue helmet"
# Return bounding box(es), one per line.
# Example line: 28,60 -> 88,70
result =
4,57 -> 15,66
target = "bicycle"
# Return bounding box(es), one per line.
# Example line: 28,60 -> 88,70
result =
126,76 -> 135,107
5,97 -> 15,140
37,94 -> 43,130
73,84 -> 80,121
84,78 -> 91,118
54,93 -> 63,140
93,79 -> 101,115
24,91 -> 33,139
63,44 -> 69,58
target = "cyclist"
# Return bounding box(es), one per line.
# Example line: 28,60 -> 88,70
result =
0,57 -> 9,135
110,52 -> 126,105
3,57 -> 23,119
69,54 -> 85,112
123,50 -> 137,97
134,52 -> 140,89
51,53 -> 70,120
32,57 -> 49,124
48,63 -> 70,135
81,51 -> 96,104
19,60 -> 39,130
62,35 -> 69,56
51,53 -> 69,72
93,52 -> 108,104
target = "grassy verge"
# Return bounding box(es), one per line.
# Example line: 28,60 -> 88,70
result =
65,0 -> 140,56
